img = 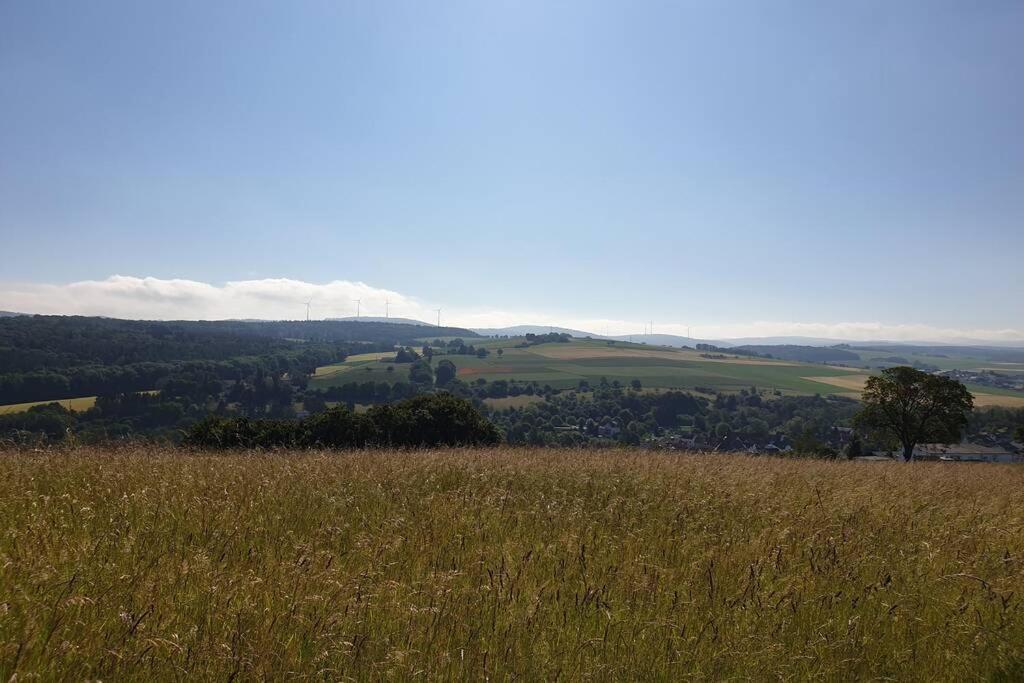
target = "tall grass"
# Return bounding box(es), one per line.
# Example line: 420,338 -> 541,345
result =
1,447 -> 1023,679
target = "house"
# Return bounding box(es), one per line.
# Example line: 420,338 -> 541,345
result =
913,442 -> 1023,463
829,426 -> 854,446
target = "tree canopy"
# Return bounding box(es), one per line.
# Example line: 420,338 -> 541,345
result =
853,366 -> 973,461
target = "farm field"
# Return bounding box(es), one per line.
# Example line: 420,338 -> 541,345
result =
0,396 -> 98,415
1,447 -> 1022,679
311,339 -> 865,396
844,348 -> 1024,373
310,339 -> 1024,406
807,374 -> 1024,408
0,390 -> 162,416
313,351 -> 397,379
482,394 -> 546,409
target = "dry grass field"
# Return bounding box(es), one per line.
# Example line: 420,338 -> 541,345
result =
973,393 -> 1024,408
806,374 -> 1024,408
1,447 -> 1023,680
0,396 -> 98,415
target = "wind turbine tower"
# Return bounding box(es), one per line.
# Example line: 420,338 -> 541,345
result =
385,299 -> 390,319
304,300 -> 311,322
353,299 -> 361,319
435,308 -> 442,327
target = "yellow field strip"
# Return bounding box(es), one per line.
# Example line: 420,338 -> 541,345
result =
0,396 -> 98,415
805,375 -> 1024,407
804,375 -> 870,391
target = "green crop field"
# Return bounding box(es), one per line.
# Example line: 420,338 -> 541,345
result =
843,349 -> 1024,374
305,339 -> 1024,407
312,339 -> 871,397
2,447 -> 1023,679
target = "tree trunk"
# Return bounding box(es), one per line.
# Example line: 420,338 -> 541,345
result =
902,442 -> 915,462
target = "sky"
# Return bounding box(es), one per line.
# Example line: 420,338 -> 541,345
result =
1,1 -> 1022,342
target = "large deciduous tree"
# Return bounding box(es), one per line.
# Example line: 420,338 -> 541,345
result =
853,366 -> 973,461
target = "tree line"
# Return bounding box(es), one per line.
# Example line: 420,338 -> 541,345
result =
184,393 -> 500,449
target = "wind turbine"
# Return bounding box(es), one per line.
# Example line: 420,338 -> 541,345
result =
353,299 -> 361,319
435,308 -> 442,327
385,299 -> 390,319
304,300 -> 312,322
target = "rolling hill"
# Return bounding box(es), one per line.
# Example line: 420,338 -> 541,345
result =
473,325 -> 603,338
309,337 -> 1024,407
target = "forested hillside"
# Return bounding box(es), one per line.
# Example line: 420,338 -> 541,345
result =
732,345 -> 860,363
0,316 -> 472,405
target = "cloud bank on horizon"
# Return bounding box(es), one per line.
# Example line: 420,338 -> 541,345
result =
2,275 -> 1022,345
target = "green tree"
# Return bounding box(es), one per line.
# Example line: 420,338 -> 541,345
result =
844,434 -> 863,459
435,359 -> 457,386
408,360 -> 434,386
853,366 -> 973,462
630,379 -> 642,391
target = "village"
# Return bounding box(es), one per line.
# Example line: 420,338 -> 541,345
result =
646,425 -> 1024,463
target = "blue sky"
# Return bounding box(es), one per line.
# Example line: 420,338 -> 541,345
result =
1,1 -> 1022,340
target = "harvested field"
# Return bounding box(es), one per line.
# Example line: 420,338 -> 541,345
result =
0,396 -> 98,415
804,374 -> 871,392
807,375 -> 1024,407
972,393 -> 1024,407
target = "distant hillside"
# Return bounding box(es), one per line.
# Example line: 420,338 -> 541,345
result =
475,327 -> 731,348
850,344 -> 1024,363
474,325 -> 602,338
721,336 -> 862,347
0,316 -> 479,372
609,333 -> 728,348
331,316 -> 436,327
0,311 -> 25,318
733,345 -> 861,363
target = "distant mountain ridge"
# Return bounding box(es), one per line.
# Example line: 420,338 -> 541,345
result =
330,316 -> 436,327
608,333 -> 724,348
473,325 -> 602,338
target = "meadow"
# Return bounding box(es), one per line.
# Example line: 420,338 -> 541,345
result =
2,447 -> 1023,680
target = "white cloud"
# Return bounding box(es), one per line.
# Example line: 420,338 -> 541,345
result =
1,275 -> 1022,345
0,276 -> 414,321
